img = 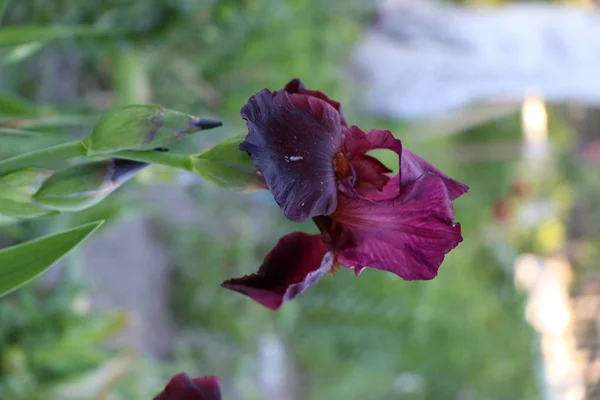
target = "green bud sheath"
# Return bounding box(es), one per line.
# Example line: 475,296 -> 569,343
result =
0,180 -> 54,218
190,134 -> 266,192
82,104 -> 222,154
33,159 -> 149,212
1,168 -> 55,194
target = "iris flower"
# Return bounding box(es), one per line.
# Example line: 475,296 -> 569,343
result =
154,373 -> 221,400
222,79 -> 468,310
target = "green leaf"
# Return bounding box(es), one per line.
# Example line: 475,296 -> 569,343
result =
190,134 -> 265,192
0,127 -> 44,136
0,141 -> 86,175
0,115 -> 96,128
0,25 -> 115,47
0,0 -> 7,25
0,220 -> 104,297
0,92 -> 38,117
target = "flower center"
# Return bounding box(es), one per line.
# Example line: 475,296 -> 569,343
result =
334,152 -> 352,180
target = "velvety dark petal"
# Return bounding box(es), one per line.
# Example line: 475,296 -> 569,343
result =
240,89 -> 342,222
323,173 -> 462,280
401,148 -> 469,200
284,78 -> 347,126
154,373 -> 222,400
343,127 -> 402,200
221,232 -> 332,310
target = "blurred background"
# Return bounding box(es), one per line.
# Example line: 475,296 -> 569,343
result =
0,0 -> 599,399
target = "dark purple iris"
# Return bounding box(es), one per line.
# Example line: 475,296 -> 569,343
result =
154,373 -> 221,400
223,79 -> 469,310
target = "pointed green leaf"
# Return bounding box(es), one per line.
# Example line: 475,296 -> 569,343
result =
190,134 -> 265,192
0,220 -> 104,297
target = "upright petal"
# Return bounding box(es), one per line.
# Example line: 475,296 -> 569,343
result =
240,89 -> 343,222
343,127 -> 402,200
350,154 -> 391,192
221,232 -> 333,310
284,78 -> 347,126
401,148 -> 469,200
154,373 -> 222,400
322,173 -> 462,280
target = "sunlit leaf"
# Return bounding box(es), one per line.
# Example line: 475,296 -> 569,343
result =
0,25 -> 115,47
0,220 -> 104,297
0,42 -> 43,65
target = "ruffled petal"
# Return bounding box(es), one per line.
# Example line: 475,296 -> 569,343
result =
321,173 -> 462,280
240,89 -> 343,222
221,232 -> 332,310
284,78 -> 347,126
154,373 -> 222,400
342,127 -> 402,200
401,148 -> 469,200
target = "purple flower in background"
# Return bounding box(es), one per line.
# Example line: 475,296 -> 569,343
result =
222,79 -> 468,310
154,373 -> 221,400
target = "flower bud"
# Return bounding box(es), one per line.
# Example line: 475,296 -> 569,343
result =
83,105 -> 222,154
33,159 -> 148,211
1,168 -> 54,194
0,169 -> 56,218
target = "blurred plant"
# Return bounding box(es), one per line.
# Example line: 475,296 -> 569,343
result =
0,269 -> 128,400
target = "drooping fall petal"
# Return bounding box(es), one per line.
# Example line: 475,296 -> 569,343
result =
221,232 -> 332,310
401,148 -> 469,200
284,78 -> 347,126
154,373 -> 222,400
240,89 -> 343,222
320,173 -> 462,280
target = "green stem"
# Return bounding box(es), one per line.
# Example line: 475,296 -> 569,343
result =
0,141 -> 87,175
113,150 -> 193,172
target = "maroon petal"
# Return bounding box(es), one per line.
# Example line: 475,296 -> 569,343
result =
322,173 -> 462,280
343,127 -> 402,200
401,148 -> 469,200
240,89 -> 343,222
284,78 -> 347,126
351,154 -> 391,192
154,373 -> 222,400
221,232 -> 333,310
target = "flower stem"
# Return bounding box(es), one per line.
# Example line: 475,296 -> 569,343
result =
113,150 -> 193,172
0,141 -> 87,175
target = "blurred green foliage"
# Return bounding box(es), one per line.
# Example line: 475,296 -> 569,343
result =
0,271 -> 126,399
